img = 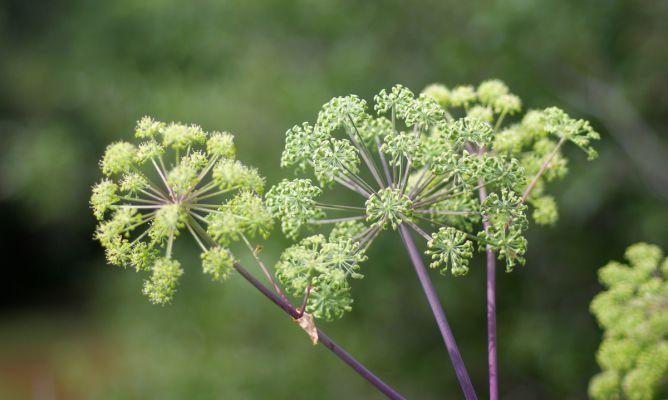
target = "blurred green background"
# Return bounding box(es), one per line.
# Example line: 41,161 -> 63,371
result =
1,0 -> 667,398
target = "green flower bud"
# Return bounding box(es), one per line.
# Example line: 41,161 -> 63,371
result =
130,242 -> 158,272
589,370 -> 621,400
166,162 -> 198,196
161,122 -> 207,150
467,105 -> 494,123
403,94 -> 445,130
316,95 -> 368,134
119,172 -> 149,195
530,195 -> 558,225
265,179 -> 322,239
201,246 -> 235,282
365,188 -> 413,230
597,338 -> 641,371
493,94 -> 522,115
142,257 -> 183,305
357,117 -> 393,143
382,131 -> 423,165
276,235 -> 366,321
448,117 -> 494,148
104,236 -> 132,267
91,179 -> 120,220
449,85 -> 477,108
182,150 -> 208,170
207,191 -> 273,244
100,141 -> 137,176
541,107 -> 600,160
148,204 -> 186,243
625,243 -> 663,273
426,227 -> 474,276
280,122 -> 329,171
478,190 -> 528,271
207,131 -> 236,159
312,138 -> 361,185
212,159 -> 264,194
135,140 -> 164,164
476,80 -> 509,105
374,84 -> 415,117
421,83 -> 451,107
134,116 -> 165,139
590,243 -> 668,400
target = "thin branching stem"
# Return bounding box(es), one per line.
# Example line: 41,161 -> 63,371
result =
311,215 -> 366,225
185,216 -> 406,400
347,116 -> 385,189
414,209 -> 478,216
151,159 -> 175,200
397,225 -> 478,400
521,135 -> 567,202
315,202 -> 366,211
375,136 -> 393,186
241,233 -> 290,303
334,175 -> 371,198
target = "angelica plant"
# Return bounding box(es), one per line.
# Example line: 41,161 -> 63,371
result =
91,117 -> 405,400
270,81 -> 598,399
589,243 -> 668,400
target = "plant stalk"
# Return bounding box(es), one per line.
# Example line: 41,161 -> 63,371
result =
477,181 -> 498,400
233,262 -> 406,400
397,224 -> 478,400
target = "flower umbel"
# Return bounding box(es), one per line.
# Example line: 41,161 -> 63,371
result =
91,117 -> 271,304
271,83 -> 530,281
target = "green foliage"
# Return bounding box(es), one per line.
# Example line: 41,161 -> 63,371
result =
91,117 -> 271,304
589,243 -> 668,400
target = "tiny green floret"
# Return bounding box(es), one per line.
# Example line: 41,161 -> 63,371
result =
142,257 -> 184,305
365,188 -> 413,230
427,227 -> 474,276
101,141 -> 137,176
201,247 -> 235,282
134,116 -> 165,139
207,131 -> 236,159
266,179 -> 323,239
91,179 -> 120,220
161,122 -> 207,150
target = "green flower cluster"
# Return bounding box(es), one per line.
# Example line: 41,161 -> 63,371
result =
271,83 -> 531,281
91,117 -> 272,304
265,81 -> 599,320
589,243 -> 668,400
275,235 -> 367,321
92,80 -> 599,325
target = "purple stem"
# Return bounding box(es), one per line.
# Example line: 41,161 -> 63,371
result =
477,181 -> 498,400
397,225 -> 478,400
233,262 -> 406,400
